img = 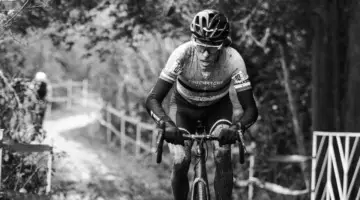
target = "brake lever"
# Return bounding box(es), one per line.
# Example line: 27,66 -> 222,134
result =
238,130 -> 247,154
237,130 -> 247,164
156,121 -> 165,164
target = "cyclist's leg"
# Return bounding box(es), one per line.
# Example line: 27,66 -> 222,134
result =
207,95 -> 234,200
38,100 -> 47,127
168,92 -> 200,200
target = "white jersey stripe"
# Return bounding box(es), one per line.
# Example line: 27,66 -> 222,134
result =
234,81 -> 251,89
160,71 -> 176,83
177,82 -> 228,104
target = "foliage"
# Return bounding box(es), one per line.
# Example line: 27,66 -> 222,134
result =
0,71 -> 50,194
1,71 -> 36,141
0,0 -> 315,198
1,151 -> 49,194
0,36 -> 26,76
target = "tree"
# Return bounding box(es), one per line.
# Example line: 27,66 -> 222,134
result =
344,0 -> 360,131
311,0 -> 360,131
312,1 -> 360,199
1,0 -> 320,198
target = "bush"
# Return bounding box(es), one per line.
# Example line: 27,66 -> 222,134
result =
0,71 -> 49,195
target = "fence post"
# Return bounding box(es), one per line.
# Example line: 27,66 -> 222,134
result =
120,117 -> 126,156
82,79 -> 88,107
311,134 -> 318,200
0,129 -> 3,188
135,122 -> 141,158
46,138 -> 53,194
106,106 -> 111,144
248,142 -> 256,200
67,80 -> 72,109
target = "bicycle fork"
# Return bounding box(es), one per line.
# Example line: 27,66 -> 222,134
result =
191,141 -> 211,200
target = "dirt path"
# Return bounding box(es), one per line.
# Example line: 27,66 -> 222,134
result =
43,107 -> 171,200
44,109 -> 105,182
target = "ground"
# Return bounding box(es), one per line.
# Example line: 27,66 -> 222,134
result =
43,105 -> 172,200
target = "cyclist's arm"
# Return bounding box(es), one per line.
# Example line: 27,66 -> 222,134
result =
229,48 -> 258,130
235,88 -> 258,130
145,78 -> 173,124
145,43 -> 188,125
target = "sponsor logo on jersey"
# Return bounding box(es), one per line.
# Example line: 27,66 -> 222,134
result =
189,80 -> 223,87
233,71 -> 247,84
173,59 -> 182,74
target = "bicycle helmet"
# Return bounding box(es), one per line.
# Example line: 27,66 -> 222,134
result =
190,9 -> 230,47
34,72 -> 48,82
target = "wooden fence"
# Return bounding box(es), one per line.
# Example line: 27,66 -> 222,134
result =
47,79 -> 91,114
98,105 -> 158,160
47,80 -> 165,163
47,80 -> 312,199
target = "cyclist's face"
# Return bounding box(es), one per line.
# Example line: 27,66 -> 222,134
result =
195,45 -> 220,66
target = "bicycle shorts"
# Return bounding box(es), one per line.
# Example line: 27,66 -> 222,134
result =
168,90 -> 233,135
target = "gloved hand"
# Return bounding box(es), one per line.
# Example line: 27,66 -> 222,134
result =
218,125 -> 239,146
163,120 -> 184,145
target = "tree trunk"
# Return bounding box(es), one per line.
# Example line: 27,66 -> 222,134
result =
312,1 -> 360,199
278,42 -> 310,189
344,0 -> 360,131
311,0 -> 347,131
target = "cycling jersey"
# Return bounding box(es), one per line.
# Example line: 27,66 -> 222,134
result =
159,41 -> 251,107
145,41 -> 258,132
36,82 -> 47,100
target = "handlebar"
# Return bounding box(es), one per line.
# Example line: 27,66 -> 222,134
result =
183,134 -> 218,140
156,121 -> 247,164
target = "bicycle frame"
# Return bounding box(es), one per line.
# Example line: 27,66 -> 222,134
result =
190,134 -> 211,200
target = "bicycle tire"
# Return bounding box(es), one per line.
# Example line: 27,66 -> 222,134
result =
192,179 -> 208,200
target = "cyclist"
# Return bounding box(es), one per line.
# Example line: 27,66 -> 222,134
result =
31,71 -> 49,127
145,9 -> 258,200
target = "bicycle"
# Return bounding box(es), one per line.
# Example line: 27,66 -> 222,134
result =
156,120 -> 247,200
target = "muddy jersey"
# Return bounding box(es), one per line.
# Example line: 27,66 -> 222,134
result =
160,41 -> 252,107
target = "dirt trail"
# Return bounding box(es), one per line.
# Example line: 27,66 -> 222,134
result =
44,110 -> 106,182
43,107 -> 171,200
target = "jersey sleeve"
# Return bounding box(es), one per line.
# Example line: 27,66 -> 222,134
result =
159,43 -> 189,83
228,48 -> 252,92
